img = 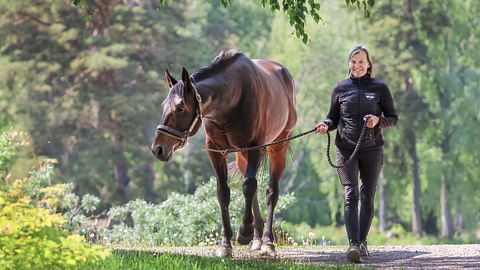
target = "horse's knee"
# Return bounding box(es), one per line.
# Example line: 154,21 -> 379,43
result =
216,186 -> 231,207
243,177 -> 257,198
265,184 -> 279,205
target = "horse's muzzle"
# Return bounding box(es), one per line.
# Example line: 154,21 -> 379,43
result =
151,144 -> 172,162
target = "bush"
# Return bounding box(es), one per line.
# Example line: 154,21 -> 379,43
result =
0,130 -> 27,175
104,174 -> 296,247
0,130 -> 109,270
0,179 -> 110,270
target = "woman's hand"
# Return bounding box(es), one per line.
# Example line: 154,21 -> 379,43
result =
315,122 -> 329,134
364,114 -> 379,128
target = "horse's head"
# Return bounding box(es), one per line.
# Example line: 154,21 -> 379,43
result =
151,68 -> 202,162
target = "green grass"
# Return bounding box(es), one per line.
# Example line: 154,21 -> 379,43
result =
75,250 -> 368,270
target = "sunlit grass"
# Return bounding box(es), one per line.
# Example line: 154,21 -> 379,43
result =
75,250 -> 369,270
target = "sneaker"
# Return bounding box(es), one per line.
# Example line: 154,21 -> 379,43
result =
346,243 -> 361,263
359,241 -> 370,257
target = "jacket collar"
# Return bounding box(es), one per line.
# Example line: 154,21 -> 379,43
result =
349,73 -> 371,83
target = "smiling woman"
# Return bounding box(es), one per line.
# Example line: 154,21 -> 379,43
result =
348,44 -> 375,78
314,44 -> 398,263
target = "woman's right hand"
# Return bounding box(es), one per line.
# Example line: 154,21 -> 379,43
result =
315,122 -> 329,134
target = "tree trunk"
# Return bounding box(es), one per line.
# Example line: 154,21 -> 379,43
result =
143,163 -> 155,202
378,169 -> 387,232
440,175 -> 454,239
439,26 -> 454,240
143,120 -> 156,202
455,212 -> 462,236
112,133 -> 130,203
406,76 -> 423,237
408,130 -> 422,237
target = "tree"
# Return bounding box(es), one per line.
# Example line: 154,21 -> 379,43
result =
367,0 -> 480,239
365,0 -> 434,237
415,0 -> 480,239
0,0 -> 214,204
73,0 -> 374,43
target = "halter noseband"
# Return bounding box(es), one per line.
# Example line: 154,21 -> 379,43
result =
156,78 -> 202,149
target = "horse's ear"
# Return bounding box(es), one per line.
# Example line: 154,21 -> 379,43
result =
165,69 -> 177,88
182,67 -> 190,87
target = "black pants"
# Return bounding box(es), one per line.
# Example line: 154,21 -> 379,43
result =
336,146 -> 384,243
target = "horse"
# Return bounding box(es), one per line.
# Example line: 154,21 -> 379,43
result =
151,50 -> 297,257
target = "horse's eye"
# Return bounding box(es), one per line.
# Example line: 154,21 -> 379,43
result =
176,104 -> 185,112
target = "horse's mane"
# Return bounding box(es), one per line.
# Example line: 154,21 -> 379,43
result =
192,50 -> 245,81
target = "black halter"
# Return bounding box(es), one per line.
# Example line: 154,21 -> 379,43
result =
156,78 -> 202,149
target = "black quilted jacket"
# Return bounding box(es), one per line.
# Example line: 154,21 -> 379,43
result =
323,74 -> 398,150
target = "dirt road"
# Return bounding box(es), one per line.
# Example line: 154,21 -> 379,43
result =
129,244 -> 480,269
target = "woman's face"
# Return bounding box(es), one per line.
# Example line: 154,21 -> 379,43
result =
349,51 -> 370,78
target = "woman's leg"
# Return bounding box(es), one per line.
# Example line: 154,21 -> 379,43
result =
336,147 -> 360,244
358,148 -> 384,241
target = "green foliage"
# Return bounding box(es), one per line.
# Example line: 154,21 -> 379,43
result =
2,0 -> 480,244
104,174 -> 295,247
0,131 -> 27,175
81,0 -> 374,44
0,135 -> 109,270
366,0 -> 480,238
0,180 -> 109,270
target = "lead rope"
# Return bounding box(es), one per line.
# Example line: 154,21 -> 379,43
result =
326,121 -> 368,168
205,128 -> 317,155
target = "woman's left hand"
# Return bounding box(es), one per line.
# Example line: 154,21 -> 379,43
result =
364,114 -> 379,128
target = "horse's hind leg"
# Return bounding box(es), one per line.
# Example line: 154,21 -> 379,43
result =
261,141 -> 290,257
235,149 -> 262,247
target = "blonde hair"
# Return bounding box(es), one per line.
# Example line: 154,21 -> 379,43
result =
348,44 -> 374,78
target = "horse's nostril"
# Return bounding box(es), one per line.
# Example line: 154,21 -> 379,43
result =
151,146 -> 163,158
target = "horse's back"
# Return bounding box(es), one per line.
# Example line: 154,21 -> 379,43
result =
251,59 -> 297,142
197,51 -> 297,149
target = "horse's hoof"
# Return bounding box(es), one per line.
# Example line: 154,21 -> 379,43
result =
236,229 -> 254,245
216,246 -> 232,258
260,244 -> 276,257
251,239 -> 262,251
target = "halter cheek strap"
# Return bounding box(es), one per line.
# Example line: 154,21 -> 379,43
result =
156,77 -> 202,148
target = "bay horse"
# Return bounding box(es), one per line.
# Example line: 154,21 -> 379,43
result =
151,50 -> 297,257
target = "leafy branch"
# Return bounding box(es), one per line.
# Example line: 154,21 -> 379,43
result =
71,0 -> 374,43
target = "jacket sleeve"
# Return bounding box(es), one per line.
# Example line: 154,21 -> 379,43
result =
379,84 -> 398,128
323,85 -> 341,131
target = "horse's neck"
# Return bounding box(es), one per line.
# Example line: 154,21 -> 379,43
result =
196,78 -> 242,117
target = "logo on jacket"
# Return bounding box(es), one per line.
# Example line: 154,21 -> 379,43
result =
365,92 -> 376,101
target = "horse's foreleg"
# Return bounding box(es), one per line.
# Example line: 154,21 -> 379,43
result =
236,149 -> 261,246
261,143 -> 289,257
208,151 -> 232,257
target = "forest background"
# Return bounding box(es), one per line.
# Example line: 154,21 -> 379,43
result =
1,0 -> 479,245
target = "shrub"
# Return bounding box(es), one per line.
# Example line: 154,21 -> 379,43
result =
0,179 -> 110,270
104,174 -> 296,247
0,130 -> 109,270
0,130 -> 27,175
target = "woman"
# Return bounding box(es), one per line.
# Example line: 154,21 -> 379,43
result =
315,44 -> 398,263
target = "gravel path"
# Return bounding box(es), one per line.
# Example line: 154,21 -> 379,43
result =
125,244 -> 480,269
